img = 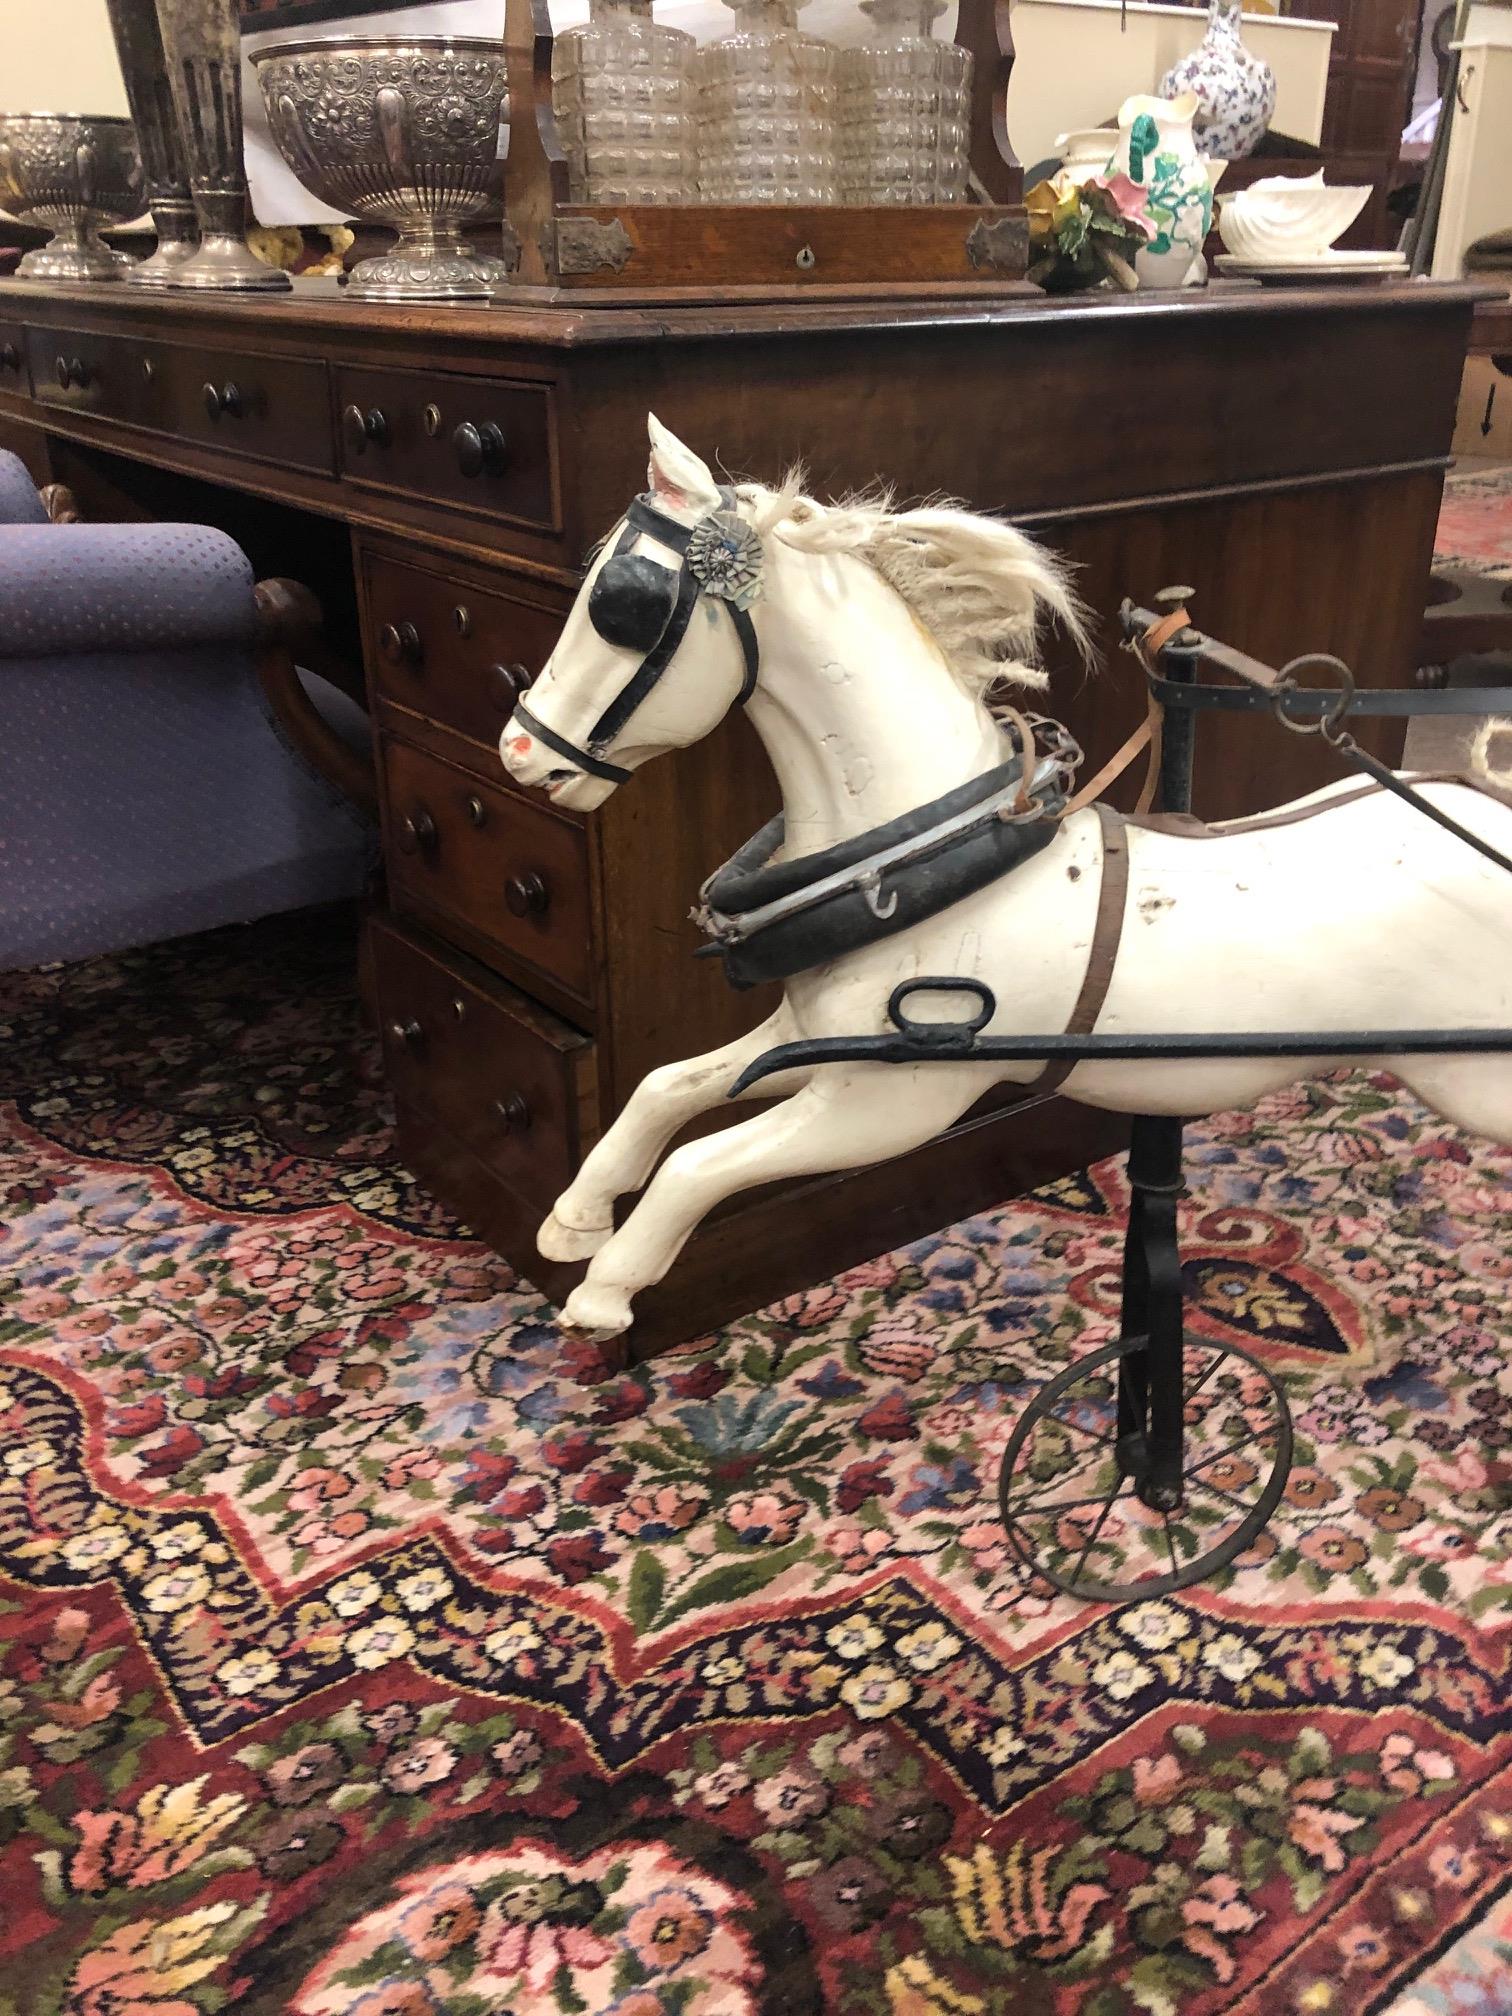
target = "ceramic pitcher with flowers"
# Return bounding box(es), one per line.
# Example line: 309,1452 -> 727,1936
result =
1106,90 -> 1222,288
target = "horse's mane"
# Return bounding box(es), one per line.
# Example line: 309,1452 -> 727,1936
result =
735,474 -> 1092,698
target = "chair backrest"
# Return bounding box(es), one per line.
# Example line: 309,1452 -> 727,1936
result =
0,449 -> 47,527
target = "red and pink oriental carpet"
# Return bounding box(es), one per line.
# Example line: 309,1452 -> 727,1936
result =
0,901 -> 1508,2016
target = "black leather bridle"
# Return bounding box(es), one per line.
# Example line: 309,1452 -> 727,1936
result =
513,488 -> 761,786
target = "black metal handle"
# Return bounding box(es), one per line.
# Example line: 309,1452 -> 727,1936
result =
342,402 -> 389,455
203,380 -> 242,420
488,662 -> 532,711
400,809 -> 438,857
888,977 -> 996,1046
388,1017 -> 423,1048
504,871 -> 548,918
495,1093 -> 531,1134
378,620 -> 423,669
452,419 -> 508,479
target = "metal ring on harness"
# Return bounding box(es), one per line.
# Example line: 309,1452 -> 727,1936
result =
1273,654 -> 1355,738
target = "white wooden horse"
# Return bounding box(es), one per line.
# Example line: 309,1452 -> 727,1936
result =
500,415 -> 1512,1337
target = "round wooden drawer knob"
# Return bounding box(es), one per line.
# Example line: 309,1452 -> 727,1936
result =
1,342 -> 20,372
488,662 -> 532,711
342,403 -> 390,455
452,419 -> 508,479
203,380 -> 242,420
399,809 -> 438,856
379,621 -> 423,669
388,1017 -> 424,1048
55,354 -> 88,390
504,871 -> 548,918
495,1093 -> 531,1134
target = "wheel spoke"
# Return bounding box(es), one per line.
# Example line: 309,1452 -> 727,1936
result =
1067,1479 -> 1126,1588
1005,1485 -> 1124,1521
1042,1405 -> 1116,1446
1183,1348 -> 1224,1407
1186,1469 -> 1261,1519
1182,1426 -> 1270,1483
1160,1507 -> 1179,1570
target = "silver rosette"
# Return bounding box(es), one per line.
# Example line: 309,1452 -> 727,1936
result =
686,511 -> 764,611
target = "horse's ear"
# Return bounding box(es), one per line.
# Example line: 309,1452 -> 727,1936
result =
646,414 -> 721,514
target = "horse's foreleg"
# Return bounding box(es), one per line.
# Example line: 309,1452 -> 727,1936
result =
558,1065 -> 984,1335
537,1007 -> 802,1262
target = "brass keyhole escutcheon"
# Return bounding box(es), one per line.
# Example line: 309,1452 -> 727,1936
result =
423,403 -> 442,438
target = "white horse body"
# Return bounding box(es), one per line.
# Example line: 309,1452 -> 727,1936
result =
501,417 -> 1512,1335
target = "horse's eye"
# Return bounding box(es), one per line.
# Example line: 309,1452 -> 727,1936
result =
589,556 -> 679,653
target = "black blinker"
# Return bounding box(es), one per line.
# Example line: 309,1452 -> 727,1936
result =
589,555 -> 679,653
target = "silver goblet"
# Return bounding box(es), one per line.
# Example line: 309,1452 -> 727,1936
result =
155,0 -> 290,291
251,36 -> 510,302
0,114 -> 143,283
104,0 -> 200,285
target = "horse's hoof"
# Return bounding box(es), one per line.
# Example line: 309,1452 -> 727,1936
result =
537,1209 -> 612,1263
561,1280 -> 634,1336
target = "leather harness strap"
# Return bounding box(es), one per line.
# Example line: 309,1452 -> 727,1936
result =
1063,603 -> 1190,818
1032,800 -> 1130,1095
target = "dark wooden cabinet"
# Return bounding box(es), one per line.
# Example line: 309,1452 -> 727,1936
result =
0,274 -> 1484,1355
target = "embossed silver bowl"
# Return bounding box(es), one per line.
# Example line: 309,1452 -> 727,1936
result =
0,113 -> 143,283
252,36 -> 510,302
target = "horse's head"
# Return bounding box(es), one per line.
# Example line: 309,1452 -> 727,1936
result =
499,414 -> 763,813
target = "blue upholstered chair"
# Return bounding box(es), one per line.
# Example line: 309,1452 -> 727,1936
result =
0,450 -> 375,970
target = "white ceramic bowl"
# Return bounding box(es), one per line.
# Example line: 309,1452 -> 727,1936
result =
1217,172 -> 1371,262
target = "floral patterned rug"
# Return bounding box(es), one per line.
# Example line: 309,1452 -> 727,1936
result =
0,907 -> 1509,2016
1436,461 -> 1512,578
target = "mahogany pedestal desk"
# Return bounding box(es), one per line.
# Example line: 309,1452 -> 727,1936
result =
0,276 -> 1482,1356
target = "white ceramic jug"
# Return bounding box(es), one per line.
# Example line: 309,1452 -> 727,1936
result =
1108,91 -> 1222,289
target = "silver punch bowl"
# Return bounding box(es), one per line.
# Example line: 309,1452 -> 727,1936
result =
252,36 -> 510,302
0,114 -> 143,282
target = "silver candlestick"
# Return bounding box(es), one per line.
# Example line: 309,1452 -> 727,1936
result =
154,0 -> 290,290
105,0 -> 199,285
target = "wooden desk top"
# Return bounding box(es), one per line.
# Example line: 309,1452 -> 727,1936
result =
0,272 -> 1492,352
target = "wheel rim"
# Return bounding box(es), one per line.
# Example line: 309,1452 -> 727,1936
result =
997,1334 -> 1293,1605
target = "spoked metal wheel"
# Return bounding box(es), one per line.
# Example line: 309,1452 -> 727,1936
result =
997,1334 -> 1293,1604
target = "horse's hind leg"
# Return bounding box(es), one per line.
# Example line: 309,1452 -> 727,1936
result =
538,1007 -> 804,1262
1393,1056 -> 1512,1148
560,1064 -> 986,1335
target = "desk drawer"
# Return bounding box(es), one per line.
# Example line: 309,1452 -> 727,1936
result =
0,323 -> 28,396
382,735 -> 592,1001
372,917 -> 596,1207
336,364 -> 557,529
162,343 -> 333,474
26,325 -> 157,424
364,555 -> 562,755
23,325 -> 332,472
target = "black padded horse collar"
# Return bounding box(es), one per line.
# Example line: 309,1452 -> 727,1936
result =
513,488 -> 761,785
692,717 -> 1083,990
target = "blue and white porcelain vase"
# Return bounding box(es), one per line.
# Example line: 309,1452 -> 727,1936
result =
1159,0 -> 1276,163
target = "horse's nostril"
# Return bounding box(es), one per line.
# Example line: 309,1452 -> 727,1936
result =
509,735 -> 533,757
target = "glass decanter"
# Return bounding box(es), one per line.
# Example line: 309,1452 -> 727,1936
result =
552,0 -> 698,205
838,0 -> 971,204
694,0 -> 839,205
